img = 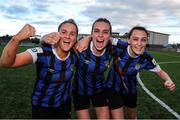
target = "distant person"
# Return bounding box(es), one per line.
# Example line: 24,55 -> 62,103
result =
0,19 -> 78,119
106,26 -> 176,119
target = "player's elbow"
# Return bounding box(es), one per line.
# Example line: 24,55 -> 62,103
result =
0,59 -> 13,68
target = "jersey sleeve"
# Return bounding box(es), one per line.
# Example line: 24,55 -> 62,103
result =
110,38 -> 119,46
144,57 -> 161,72
26,47 -> 43,63
109,38 -> 128,56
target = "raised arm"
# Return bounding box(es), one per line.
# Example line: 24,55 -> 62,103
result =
155,70 -> 176,91
0,24 -> 35,68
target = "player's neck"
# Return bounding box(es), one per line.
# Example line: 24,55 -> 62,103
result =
55,45 -> 69,61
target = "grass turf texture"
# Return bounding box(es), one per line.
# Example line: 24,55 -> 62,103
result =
0,45 -> 179,118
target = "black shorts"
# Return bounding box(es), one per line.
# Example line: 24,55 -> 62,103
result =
32,101 -> 71,119
73,89 -> 108,111
122,92 -> 137,108
107,88 -> 124,110
107,88 -> 137,110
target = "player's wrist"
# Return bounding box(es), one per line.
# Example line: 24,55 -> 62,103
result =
11,35 -> 21,44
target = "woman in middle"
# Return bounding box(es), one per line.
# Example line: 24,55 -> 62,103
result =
72,18 -> 112,119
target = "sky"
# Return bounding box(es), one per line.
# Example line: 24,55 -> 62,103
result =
0,0 -> 180,44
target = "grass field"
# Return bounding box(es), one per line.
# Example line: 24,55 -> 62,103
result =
137,51 -> 180,119
0,45 -> 180,119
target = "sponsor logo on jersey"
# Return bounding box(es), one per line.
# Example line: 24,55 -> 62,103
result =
152,59 -> 157,66
135,63 -> 141,70
31,48 -> 38,52
84,59 -> 90,64
30,47 -> 43,53
48,68 -> 55,73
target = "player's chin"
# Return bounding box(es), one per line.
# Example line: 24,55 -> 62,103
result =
96,44 -> 106,50
134,50 -> 144,55
63,47 -> 73,52
96,46 -> 105,51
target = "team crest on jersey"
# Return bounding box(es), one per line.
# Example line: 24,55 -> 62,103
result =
104,60 -> 110,68
70,64 -> 75,71
135,63 -> 141,70
84,59 -> 90,64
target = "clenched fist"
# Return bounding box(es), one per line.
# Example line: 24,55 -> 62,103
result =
14,24 -> 36,42
164,80 -> 176,91
41,32 -> 60,45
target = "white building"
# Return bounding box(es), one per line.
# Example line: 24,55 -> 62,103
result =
78,30 -> 170,46
148,31 -> 170,45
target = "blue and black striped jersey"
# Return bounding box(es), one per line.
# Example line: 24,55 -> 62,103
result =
73,42 -> 113,96
27,44 -> 77,107
107,39 -> 161,94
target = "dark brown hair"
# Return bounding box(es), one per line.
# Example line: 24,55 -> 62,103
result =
58,18 -> 78,35
128,26 -> 148,39
91,18 -> 112,35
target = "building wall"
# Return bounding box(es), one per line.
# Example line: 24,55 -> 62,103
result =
78,31 -> 170,46
148,31 -> 169,45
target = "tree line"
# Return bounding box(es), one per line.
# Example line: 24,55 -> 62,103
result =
0,34 -> 40,45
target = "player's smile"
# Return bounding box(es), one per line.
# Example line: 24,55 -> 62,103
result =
128,29 -> 147,56
95,39 -> 105,49
91,21 -> 111,55
63,39 -> 70,46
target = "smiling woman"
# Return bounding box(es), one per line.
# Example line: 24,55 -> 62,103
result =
106,26 -> 176,119
0,19 -> 79,119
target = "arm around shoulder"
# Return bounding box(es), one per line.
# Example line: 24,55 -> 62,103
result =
75,35 -> 91,52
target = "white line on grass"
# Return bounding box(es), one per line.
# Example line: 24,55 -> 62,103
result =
137,61 -> 180,119
158,61 -> 180,65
